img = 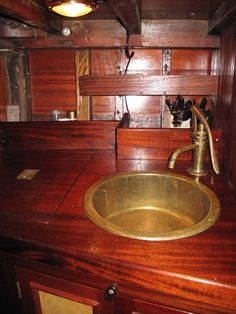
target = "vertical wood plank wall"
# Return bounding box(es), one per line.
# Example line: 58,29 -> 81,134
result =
76,50 -> 90,120
29,50 -> 76,120
91,49 -> 119,120
28,48 -> 214,125
216,22 -> 236,195
0,55 -> 8,121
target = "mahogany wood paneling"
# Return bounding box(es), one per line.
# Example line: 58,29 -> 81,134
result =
121,49 -> 162,75
216,22 -> 236,195
91,49 -> 163,123
80,75 -> 218,96
76,50 -> 90,120
0,56 -> 8,121
29,50 -> 76,118
117,128 -> 221,160
171,50 -> 212,75
91,49 -> 119,120
0,121 -> 119,151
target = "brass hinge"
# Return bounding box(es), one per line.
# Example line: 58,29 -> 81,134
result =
16,281 -> 22,299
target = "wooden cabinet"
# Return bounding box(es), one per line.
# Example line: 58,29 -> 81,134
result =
14,265 -> 187,314
15,267 -> 115,314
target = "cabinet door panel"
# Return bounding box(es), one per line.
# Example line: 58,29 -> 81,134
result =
38,289 -> 94,314
15,267 -> 114,314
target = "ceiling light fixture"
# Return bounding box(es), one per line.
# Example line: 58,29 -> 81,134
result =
47,0 -> 98,18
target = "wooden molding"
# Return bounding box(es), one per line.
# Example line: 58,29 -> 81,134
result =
109,0 -> 141,34
79,75 -> 219,96
7,36 -> 220,50
0,121 -> 119,151
0,0 -> 62,33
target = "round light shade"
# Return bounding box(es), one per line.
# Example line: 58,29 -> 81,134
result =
48,1 -> 97,17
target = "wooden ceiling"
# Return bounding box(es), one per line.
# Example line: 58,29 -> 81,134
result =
82,0 -> 222,20
0,0 -> 235,36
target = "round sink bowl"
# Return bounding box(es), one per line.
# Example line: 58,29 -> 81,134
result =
83,172 -> 220,241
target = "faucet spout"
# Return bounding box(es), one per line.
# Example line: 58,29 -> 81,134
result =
168,104 -> 219,176
168,144 -> 197,169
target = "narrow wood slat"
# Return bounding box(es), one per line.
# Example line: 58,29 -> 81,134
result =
80,75 -> 218,96
76,50 -> 90,120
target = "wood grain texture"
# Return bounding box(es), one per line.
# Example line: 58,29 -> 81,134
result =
215,22 -> 236,196
171,50 -> 212,75
79,75 -> 219,96
0,151 -> 235,313
29,50 -> 77,117
91,49 -> 120,120
117,128 -> 221,160
9,20 -> 220,49
76,50 -> 90,120
0,150 -> 93,219
0,121 -> 119,151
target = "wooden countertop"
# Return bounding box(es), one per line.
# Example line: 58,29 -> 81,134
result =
0,149 -> 236,312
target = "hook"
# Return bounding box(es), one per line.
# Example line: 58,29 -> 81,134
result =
124,31 -> 135,74
125,31 -> 134,59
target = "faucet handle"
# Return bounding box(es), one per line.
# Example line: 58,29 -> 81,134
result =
190,104 -> 219,175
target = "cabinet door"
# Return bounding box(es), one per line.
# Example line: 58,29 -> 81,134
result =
116,296 -> 189,314
0,256 -> 22,314
15,267 -> 114,314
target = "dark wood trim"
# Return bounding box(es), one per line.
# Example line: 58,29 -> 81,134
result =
6,36 -> 220,49
79,75 -> 219,96
0,121 -> 119,151
0,20 -> 220,50
208,0 -> 236,34
109,0 -> 141,34
117,128 -> 221,161
0,0 -> 62,34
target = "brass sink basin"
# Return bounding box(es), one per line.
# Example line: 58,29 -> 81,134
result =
83,172 -> 220,241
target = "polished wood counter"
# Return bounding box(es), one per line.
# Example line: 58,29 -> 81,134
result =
0,149 -> 236,313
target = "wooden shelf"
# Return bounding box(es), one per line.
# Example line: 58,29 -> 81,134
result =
79,75 -> 218,96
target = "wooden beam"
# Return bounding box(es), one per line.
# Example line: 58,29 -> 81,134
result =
79,75 -> 219,96
0,17 -> 46,38
0,20 -> 220,49
109,0 -> 141,34
0,0 -> 62,34
209,0 -> 236,34
11,35 -> 219,49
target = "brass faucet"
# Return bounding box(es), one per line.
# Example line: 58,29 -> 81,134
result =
168,104 -> 219,176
